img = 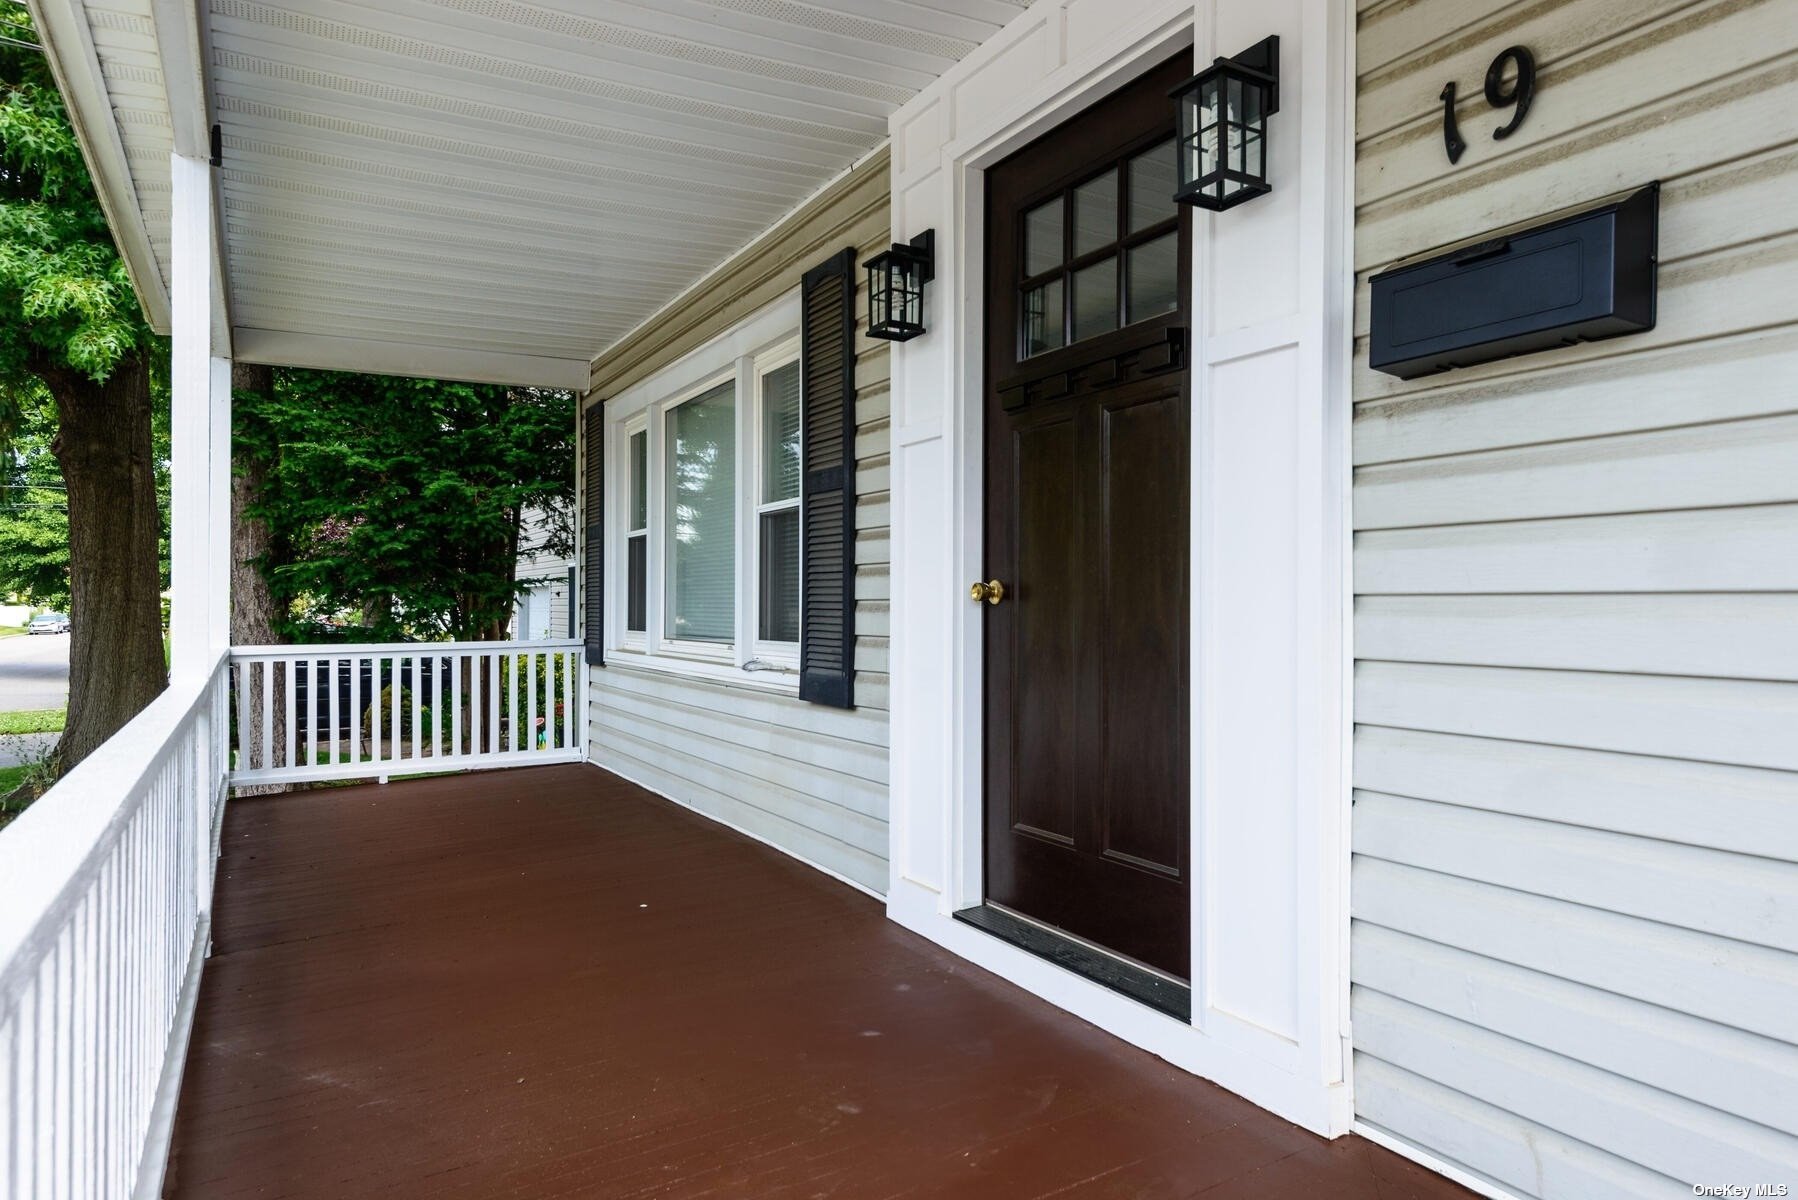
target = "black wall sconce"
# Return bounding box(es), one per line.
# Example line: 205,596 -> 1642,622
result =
1171,36 -> 1280,211
865,230 -> 934,342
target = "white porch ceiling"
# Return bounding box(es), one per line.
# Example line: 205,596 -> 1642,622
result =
40,0 -> 1026,385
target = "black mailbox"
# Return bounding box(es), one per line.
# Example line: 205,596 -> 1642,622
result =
1369,184 -> 1658,379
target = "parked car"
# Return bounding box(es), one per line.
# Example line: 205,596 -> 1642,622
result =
26,612 -> 70,634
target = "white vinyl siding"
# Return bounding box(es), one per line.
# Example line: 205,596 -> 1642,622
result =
1350,1 -> 1798,1196
584,152 -> 891,895
514,504 -> 573,640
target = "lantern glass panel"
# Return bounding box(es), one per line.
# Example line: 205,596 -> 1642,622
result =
1240,78 -> 1264,178
895,259 -> 922,329
1201,76 -> 1222,183
1227,76 -> 1246,177
868,261 -> 890,323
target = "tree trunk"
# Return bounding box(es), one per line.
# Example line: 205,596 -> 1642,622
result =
230,362 -> 287,783
45,352 -> 166,774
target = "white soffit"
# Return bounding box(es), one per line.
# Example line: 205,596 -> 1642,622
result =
30,0 -> 178,329
196,0 -> 1023,381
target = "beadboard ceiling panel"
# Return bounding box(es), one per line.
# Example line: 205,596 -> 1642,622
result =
203,0 -> 1025,367
61,0 -> 1026,381
39,0 -> 179,326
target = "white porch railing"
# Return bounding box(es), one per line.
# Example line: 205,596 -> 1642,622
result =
0,641 -> 583,1196
228,640 -> 585,786
0,653 -> 230,1200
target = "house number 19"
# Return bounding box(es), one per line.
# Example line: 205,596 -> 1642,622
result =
1439,45 -> 1536,164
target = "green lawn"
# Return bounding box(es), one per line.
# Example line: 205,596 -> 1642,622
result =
0,708 -> 65,735
0,625 -> 25,639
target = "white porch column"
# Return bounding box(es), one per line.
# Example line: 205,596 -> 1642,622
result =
170,149 -> 231,925
168,150 -> 231,677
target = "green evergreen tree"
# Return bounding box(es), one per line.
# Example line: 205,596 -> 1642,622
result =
238,371 -> 572,642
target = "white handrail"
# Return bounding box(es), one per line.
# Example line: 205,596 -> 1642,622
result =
228,640 -> 585,787
0,652 -> 230,1200
0,639 -> 587,1196
231,637 -> 581,657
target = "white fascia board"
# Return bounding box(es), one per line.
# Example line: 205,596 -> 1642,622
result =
27,0 -> 174,332
233,327 -> 591,391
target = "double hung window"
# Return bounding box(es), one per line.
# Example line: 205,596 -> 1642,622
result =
612,331 -> 803,680
665,380 -> 737,645
625,426 -> 648,636
755,356 -> 802,646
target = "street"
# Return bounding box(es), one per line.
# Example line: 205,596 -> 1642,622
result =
0,632 -> 71,711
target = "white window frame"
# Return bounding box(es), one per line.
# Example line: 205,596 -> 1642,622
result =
747,339 -> 803,670
620,413 -> 649,652
657,368 -> 740,665
602,292 -> 804,693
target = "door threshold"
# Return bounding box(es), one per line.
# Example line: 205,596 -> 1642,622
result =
952,904 -> 1191,1022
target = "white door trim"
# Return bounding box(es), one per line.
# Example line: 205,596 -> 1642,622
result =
884,0 -> 1356,1137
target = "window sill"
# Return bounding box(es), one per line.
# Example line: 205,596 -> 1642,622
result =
603,648 -> 803,697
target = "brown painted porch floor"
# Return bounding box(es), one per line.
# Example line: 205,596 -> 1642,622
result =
167,763 -> 1473,1200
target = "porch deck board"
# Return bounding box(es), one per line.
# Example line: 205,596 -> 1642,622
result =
167,764 -> 1470,1200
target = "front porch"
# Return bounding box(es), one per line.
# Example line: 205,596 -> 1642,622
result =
168,764 -> 1465,1200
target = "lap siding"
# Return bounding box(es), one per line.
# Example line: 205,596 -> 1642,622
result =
1351,3 -> 1798,1196
583,150 -> 893,896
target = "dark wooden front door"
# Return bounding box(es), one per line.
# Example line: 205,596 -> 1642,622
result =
982,54 -> 1192,980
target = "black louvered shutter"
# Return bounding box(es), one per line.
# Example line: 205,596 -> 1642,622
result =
798,248 -> 858,708
582,400 -> 605,667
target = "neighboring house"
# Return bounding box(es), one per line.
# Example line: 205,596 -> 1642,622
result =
6,3 -> 1796,1200
510,504 -> 573,641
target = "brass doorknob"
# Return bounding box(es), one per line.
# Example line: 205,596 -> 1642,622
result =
969,579 -> 1006,605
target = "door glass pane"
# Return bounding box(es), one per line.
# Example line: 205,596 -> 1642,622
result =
665,381 -> 735,643
1127,140 -> 1176,232
1072,170 -> 1118,256
628,430 -> 647,530
758,509 -> 800,642
760,360 -> 801,503
626,533 -> 647,633
1071,256 -> 1118,343
1126,232 -> 1179,322
1023,199 -> 1062,277
1022,277 -> 1064,357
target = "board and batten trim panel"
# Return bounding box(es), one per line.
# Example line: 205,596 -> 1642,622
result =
583,150 -> 892,896
1350,1 -> 1798,1196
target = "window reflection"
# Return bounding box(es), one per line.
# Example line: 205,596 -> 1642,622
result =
666,381 -> 735,643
